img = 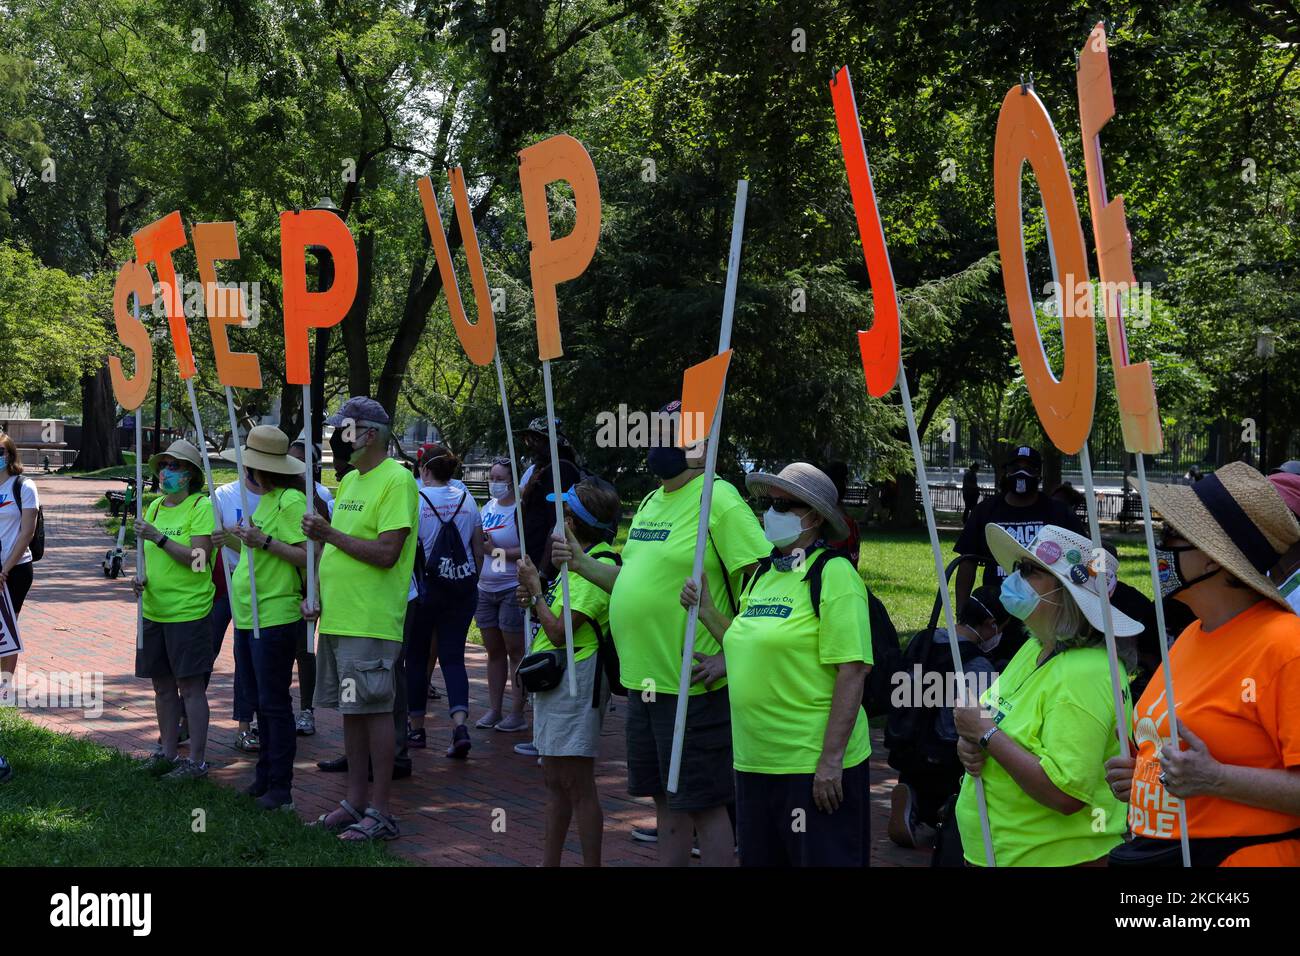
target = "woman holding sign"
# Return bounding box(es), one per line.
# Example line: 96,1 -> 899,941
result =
952,524 -> 1138,865
1106,464 -> 1300,867
132,440 -> 216,781
220,426 -> 310,811
680,463 -> 873,867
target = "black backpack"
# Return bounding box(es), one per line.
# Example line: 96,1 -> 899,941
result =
745,547 -> 902,717
884,628 -> 987,765
418,490 -> 478,604
587,550 -> 625,705
14,475 -> 44,562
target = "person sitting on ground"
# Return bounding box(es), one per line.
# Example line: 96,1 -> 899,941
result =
516,478 -> 621,866
1105,463 -> 1300,866
953,523 -> 1139,866
133,440 -> 216,781
887,587 -> 1005,850
680,462 -> 873,867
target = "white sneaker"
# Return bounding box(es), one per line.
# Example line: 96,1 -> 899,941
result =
514,741 -> 539,756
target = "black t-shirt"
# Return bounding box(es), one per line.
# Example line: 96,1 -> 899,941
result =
954,493 -> 1087,591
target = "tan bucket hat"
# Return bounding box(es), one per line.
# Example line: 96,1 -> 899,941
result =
745,462 -> 849,540
985,523 -> 1144,636
148,439 -> 204,475
220,425 -> 305,476
1139,461 -> 1300,609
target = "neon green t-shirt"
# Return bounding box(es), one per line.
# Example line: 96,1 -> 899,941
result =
231,487 -> 307,630
142,492 -> 215,624
724,550 -> 873,774
608,475 -> 769,696
530,541 -> 617,663
955,636 -> 1130,866
318,458 -> 418,642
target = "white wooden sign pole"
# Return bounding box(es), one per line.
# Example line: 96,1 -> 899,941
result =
224,389 -> 261,639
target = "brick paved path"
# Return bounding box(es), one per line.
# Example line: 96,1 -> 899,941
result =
14,477 -> 925,866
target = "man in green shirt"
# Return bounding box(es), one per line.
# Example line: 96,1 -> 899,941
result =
303,397 -> 418,842
553,401 -> 768,866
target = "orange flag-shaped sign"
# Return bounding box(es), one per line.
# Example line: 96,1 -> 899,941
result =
193,222 -> 262,389
1077,23 -> 1162,454
679,350 -> 734,451
281,210 -> 359,386
830,66 -> 901,398
993,86 -> 1097,454
518,135 -> 601,361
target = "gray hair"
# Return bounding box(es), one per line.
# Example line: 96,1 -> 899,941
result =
1050,590 -> 1137,671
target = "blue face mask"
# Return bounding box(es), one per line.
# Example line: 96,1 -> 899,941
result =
999,570 -> 1059,622
0,455 -> 7,471
161,469 -> 186,493
647,445 -> 687,480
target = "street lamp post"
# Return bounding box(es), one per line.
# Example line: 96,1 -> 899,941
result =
1257,327 -> 1276,470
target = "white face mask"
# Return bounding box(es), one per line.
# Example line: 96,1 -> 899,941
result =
763,508 -> 808,547
489,481 -> 511,500
976,628 -> 1002,654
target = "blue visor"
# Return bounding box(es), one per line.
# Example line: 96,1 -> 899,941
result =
546,485 -> 613,530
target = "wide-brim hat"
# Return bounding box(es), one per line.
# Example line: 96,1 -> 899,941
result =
985,523 -> 1143,637
148,439 -> 204,475
518,416 -> 569,447
1138,461 -> 1300,610
220,425 -> 304,476
745,462 -> 849,540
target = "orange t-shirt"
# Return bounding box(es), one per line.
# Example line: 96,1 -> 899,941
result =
1130,600 -> 1300,866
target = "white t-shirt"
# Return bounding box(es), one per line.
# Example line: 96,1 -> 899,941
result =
478,498 -> 520,592
211,480 -> 261,571
0,475 -> 39,564
408,484 -> 480,600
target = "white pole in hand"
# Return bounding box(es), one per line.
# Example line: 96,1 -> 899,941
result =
897,358 -> 995,866
1134,454 -> 1191,865
667,179 -> 748,795
303,385 -> 317,655
540,359 -> 576,697
494,351 -> 531,640
134,301 -> 146,651
185,374 -> 233,608
225,388 -> 261,639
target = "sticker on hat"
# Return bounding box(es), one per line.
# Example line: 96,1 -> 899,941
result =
1035,541 -> 1062,565
1065,548 -> 1082,565
1069,564 -> 1089,584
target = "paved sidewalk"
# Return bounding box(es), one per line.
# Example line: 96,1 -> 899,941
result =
12,476 -> 926,867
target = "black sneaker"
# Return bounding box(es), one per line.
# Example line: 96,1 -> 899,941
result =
255,791 -> 295,811
447,724 -> 471,759
631,826 -> 658,844
317,754 -> 348,772
0,754 -> 12,784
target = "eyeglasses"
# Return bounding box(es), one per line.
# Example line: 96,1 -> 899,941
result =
1013,559 -> 1047,578
757,496 -> 808,514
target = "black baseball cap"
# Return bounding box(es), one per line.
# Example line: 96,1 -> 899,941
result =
1007,444 -> 1042,471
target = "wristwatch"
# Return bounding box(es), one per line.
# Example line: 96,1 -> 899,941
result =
261,534 -> 274,551
978,726 -> 1000,750
527,592 -> 542,607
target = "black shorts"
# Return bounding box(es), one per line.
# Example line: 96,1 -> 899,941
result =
625,687 -> 733,812
136,616 -> 214,681
735,759 -> 870,867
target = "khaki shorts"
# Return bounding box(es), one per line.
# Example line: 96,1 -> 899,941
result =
314,633 -> 402,715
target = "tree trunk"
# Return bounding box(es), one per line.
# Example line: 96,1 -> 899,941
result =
77,363 -> 121,469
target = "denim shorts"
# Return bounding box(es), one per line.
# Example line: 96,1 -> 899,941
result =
476,585 -> 524,632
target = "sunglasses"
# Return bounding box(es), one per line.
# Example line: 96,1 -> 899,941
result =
757,496 -> 809,514
1013,559 -> 1048,578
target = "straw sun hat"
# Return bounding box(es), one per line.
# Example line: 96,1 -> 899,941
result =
985,523 -> 1144,636
744,462 -> 849,540
1139,461 -> 1300,609
148,439 -> 204,475
220,425 -> 305,476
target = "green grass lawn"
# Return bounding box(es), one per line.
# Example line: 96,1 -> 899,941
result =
0,709 -> 406,867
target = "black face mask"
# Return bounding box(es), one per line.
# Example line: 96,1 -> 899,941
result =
1004,469 -> 1039,495
648,445 -> 688,480
1155,544 -> 1217,600
329,429 -> 355,480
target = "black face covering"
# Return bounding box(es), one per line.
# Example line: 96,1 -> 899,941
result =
1004,469 -> 1039,495
329,429 -> 355,480
648,445 -> 688,480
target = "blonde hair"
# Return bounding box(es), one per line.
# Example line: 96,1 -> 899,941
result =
1049,589 -> 1137,671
